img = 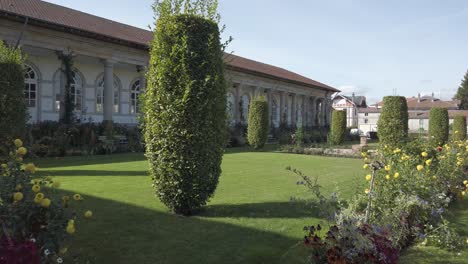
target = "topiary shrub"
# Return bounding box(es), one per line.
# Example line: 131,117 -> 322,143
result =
247,96 -> 269,149
0,41 -> 26,157
144,14 -> 227,215
452,115 -> 467,141
377,96 -> 408,146
429,107 -> 449,146
329,110 -> 346,145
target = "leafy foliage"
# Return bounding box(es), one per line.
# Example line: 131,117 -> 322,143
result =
247,97 -> 269,149
0,41 -> 27,156
377,96 -> 408,146
56,51 -> 76,125
452,115 -> 467,141
144,13 -> 226,215
455,70 -> 468,110
329,110 -> 346,145
429,108 -> 449,146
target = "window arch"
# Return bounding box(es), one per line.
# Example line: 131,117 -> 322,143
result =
24,65 -> 37,107
70,71 -> 83,111
131,79 -> 142,114
96,75 -> 120,113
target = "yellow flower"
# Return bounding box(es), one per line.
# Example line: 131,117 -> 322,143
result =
14,139 -> 23,147
51,180 -> 61,188
32,184 -> 40,193
464,180 -> 468,185
363,164 -> 369,169
425,159 -> 432,166
73,194 -> 82,201
15,184 -> 22,191
16,157 -> 23,162
1,164 -> 7,169
34,193 -> 44,203
394,172 -> 400,179
393,148 -> 401,154
384,165 -> 391,171
364,157 -> 370,163
66,224 -> 75,234
462,191 -> 466,196
16,147 -> 27,156
84,210 -> 93,218
365,174 -> 372,181
385,174 -> 391,180
432,176 -> 437,180
13,192 -> 23,201
457,161 -> 462,166
361,152 -> 367,158
421,152 -> 428,157
416,165 -> 424,171
40,198 -> 51,208
24,163 -> 36,174
62,196 -> 70,202
364,188 -> 370,194
455,130 -> 459,134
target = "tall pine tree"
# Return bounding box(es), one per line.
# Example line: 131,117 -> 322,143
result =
455,70 -> 468,109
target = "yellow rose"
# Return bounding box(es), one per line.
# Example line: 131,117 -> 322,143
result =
364,188 -> 370,194
432,176 -> 437,180
385,175 -> 391,180
51,180 -> 61,188
13,192 -> 23,201
457,161 -> 462,166
66,224 -> 75,234
421,152 -> 428,157
16,147 -> 27,156
361,152 -> 367,158
384,165 -> 391,171
394,172 -> 400,179
425,159 -> 432,166
455,130 -> 459,134
463,180 -> 468,185
16,157 -> 23,162
32,184 -> 40,193
24,163 -> 36,174
416,165 -> 424,171
84,210 -> 93,218
14,139 -> 23,147
393,148 -> 401,154
15,184 -> 22,191
1,164 -> 7,169
73,194 -> 82,201
462,191 -> 466,196
365,174 -> 372,181
34,193 -> 44,203
363,164 -> 369,169
40,198 -> 51,208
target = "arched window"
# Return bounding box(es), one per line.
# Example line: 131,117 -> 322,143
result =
96,76 -> 120,113
24,65 -> 37,107
131,80 -> 142,114
271,96 -> 279,127
70,71 -> 82,111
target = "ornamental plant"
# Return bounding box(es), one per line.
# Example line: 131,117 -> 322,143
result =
0,41 -> 27,156
429,107 -> 449,146
144,1 -> 227,215
377,96 -> 408,146
329,110 -> 346,145
247,96 -> 269,149
0,139 -> 92,263
452,115 -> 467,141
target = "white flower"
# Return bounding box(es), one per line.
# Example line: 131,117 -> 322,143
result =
44,249 -> 50,256
57,258 -> 63,264
29,238 -> 36,243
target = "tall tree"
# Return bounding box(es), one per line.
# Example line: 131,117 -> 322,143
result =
455,70 -> 468,109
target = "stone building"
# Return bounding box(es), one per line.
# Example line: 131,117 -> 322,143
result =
332,93 -> 367,127
0,0 -> 338,128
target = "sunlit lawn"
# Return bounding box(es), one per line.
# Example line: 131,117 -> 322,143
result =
34,149 -> 468,263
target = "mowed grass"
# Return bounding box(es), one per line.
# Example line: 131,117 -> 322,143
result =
33,149 -> 468,263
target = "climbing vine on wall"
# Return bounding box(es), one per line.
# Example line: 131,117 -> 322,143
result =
57,50 -> 75,124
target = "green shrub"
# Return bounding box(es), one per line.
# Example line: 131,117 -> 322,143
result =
329,110 -> 346,145
247,96 -> 269,149
377,96 -> 408,146
429,107 -> 449,146
294,126 -> 304,146
144,14 -> 226,215
452,115 -> 467,141
0,41 -> 26,156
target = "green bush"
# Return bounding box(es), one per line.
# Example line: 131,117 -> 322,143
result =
144,14 -> 226,215
247,96 -> 269,149
329,110 -> 346,145
452,115 -> 467,141
0,41 -> 26,156
377,96 -> 408,146
429,107 -> 449,146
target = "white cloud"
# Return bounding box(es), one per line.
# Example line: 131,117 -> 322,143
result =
337,85 -> 368,95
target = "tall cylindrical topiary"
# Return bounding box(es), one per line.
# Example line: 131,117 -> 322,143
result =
247,96 -> 269,149
377,96 -> 408,146
452,115 -> 467,141
0,41 -> 26,156
144,13 -> 227,215
329,110 -> 346,145
429,108 -> 449,146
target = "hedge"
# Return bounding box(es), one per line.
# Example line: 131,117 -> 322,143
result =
329,110 -> 346,145
0,41 -> 26,156
377,96 -> 408,146
144,14 -> 226,215
247,96 -> 269,149
452,115 -> 467,141
429,107 -> 449,146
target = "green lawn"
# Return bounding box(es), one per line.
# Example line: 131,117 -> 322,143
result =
33,149 -> 468,263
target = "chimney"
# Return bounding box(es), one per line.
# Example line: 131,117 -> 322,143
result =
431,92 -> 435,102
417,93 -> 421,102
352,92 -> 355,104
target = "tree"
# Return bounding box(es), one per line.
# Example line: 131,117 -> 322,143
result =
455,70 -> 468,110
0,41 -> 26,156
329,110 -> 346,145
429,108 -> 449,146
377,96 -> 408,146
247,97 -> 269,149
452,115 -> 466,141
144,0 -> 226,215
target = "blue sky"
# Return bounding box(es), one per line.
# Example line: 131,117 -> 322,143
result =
44,0 -> 468,103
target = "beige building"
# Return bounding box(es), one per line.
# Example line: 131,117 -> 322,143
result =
0,0 -> 338,128
332,93 -> 367,127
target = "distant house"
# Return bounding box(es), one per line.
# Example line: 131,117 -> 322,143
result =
332,93 -> 367,127
359,94 -> 465,135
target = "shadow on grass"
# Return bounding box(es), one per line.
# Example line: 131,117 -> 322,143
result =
199,201 -> 318,218
38,170 -> 148,177
57,190 -> 308,264
34,153 -> 147,169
